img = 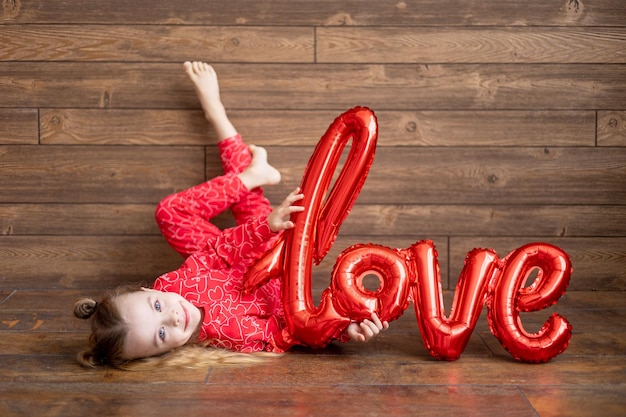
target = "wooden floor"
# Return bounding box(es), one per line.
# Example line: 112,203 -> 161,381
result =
1,1 -> 625,416
0,289 -> 624,416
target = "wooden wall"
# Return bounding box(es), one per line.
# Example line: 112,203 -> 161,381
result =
1,0 -> 625,293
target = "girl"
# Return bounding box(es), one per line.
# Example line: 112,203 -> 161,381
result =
74,62 -> 388,369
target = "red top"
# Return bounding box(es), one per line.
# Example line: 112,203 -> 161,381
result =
153,215 -> 300,353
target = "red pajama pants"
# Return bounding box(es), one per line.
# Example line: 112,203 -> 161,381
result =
154,135 -> 273,259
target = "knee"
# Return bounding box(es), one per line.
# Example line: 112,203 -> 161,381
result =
155,194 -> 179,225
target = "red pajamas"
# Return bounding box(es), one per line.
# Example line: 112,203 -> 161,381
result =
152,135 -> 298,352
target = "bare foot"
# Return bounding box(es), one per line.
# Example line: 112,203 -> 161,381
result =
238,145 -> 281,190
184,61 -> 224,122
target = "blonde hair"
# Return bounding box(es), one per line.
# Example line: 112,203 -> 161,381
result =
74,286 -> 279,370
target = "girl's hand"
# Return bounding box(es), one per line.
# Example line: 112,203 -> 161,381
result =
346,313 -> 389,343
268,187 -> 305,232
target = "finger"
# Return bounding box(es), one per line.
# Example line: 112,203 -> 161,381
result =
360,321 -> 376,338
371,313 -> 383,329
365,319 -> 381,335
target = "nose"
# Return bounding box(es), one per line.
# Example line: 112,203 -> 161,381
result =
169,309 -> 180,327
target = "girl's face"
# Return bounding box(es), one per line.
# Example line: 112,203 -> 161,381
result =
116,288 -> 202,360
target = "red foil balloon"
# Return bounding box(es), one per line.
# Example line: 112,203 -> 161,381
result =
331,243 -> 412,323
411,241 -> 499,360
246,107 -> 379,347
244,107 -> 574,362
487,243 -> 573,363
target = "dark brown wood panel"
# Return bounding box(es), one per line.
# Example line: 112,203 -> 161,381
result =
376,110 -> 596,146
318,27 -> 626,63
0,236 -> 182,289
0,1 -> 624,416
0,383 -> 542,417
0,204 -> 159,235
40,109 -> 596,147
40,109 -> 213,146
598,110 -> 626,146
3,203 -> 623,238
0,109 -> 38,144
0,145 -> 206,203
205,355 -> 625,386
339,204 -> 626,237
523,387 -> 626,417
2,0 -> 625,26
243,147 -> 626,205
0,25 -> 313,62
449,237 -> 626,291
2,63 -> 625,110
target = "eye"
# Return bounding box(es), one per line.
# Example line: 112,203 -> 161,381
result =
159,327 -> 165,341
155,300 -> 161,312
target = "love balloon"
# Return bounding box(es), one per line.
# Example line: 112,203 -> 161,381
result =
245,107 -> 573,363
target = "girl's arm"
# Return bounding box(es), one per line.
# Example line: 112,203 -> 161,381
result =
207,189 -> 304,267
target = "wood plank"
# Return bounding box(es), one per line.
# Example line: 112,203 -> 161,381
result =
1,63 -> 625,110
523,387 -> 626,417
0,145 -> 205,203
41,109 -> 214,146
8,145 -> 624,207
40,109 -> 596,147
0,25 -> 313,62
206,355 -> 625,386
475,300 -> 626,335
0,310 -> 90,332
449,237 -> 626,291
2,0 -> 625,26
318,27 -> 626,63
0,290 -> 12,305
250,147 -> 626,205
0,356 -> 210,383
481,330 -> 626,358
339,205 -> 626,238
0,332 -> 88,355
376,110 -> 596,146
0,236 -> 183,289
4,202 -> 623,239
0,204 -> 159,235
0,109 -> 38,145
598,110 -> 626,146
0,383 -> 540,417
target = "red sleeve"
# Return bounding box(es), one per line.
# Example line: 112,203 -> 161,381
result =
204,214 -> 277,268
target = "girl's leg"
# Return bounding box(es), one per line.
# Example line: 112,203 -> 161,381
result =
185,61 -> 279,226
219,136 -> 278,225
158,62 -> 282,257
155,174 -> 249,258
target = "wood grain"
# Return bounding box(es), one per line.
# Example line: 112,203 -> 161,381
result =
0,25 -> 313,62
0,2 -> 624,416
3,0 -> 625,26
0,109 -> 38,144
449,237 -> 626,291
0,204 -> 159,235
40,109 -> 596,146
0,236 -> 182,289
3,203 -> 623,238
1,63 -> 625,110
0,145 -> 206,203
598,110 -> 626,146
246,147 -> 626,205
317,27 -> 626,63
